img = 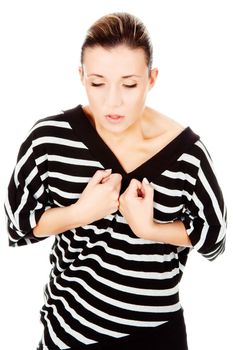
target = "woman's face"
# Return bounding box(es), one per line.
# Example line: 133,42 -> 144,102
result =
79,45 -> 158,135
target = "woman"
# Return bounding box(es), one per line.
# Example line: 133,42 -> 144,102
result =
5,12 -> 226,350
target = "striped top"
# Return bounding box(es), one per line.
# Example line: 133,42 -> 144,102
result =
5,104 -> 226,350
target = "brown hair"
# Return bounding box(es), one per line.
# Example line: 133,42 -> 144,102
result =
81,12 -> 153,70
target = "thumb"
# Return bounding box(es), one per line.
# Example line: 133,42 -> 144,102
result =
88,169 -> 112,187
142,177 -> 154,200
126,179 -> 142,198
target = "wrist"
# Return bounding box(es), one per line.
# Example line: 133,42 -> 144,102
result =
145,220 -> 192,247
69,202 -> 84,228
135,220 -> 157,241
145,220 -> 159,240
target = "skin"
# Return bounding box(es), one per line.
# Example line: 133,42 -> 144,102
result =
79,45 -> 157,143
34,44 -> 191,248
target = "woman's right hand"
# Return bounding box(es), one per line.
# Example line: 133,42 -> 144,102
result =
33,169 -> 122,237
73,169 -> 122,226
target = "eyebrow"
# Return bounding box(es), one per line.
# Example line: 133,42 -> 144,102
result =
87,74 -> 142,78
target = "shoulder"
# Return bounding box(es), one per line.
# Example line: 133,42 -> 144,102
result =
144,106 -> 185,141
31,110 -> 72,135
25,105 -> 84,142
145,106 -> 212,163
17,105 -> 82,157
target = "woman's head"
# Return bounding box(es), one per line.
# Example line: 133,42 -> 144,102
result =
80,12 -> 153,70
79,12 -> 158,135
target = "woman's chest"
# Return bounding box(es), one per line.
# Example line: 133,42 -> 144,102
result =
111,147 -> 157,174
102,134 -> 179,175
46,154 -> 188,223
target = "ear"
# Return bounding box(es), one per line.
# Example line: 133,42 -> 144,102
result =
79,66 -> 84,85
148,68 -> 159,90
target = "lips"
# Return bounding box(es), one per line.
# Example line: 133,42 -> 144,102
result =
106,114 -> 125,119
105,114 -> 125,123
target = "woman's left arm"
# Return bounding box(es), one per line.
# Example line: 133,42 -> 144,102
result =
119,141 -> 227,260
146,220 -> 192,247
177,141 -> 227,260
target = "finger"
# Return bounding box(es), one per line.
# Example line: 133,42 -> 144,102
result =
142,178 -> 154,200
89,169 -> 112,187
100,170 -> 113,184
107,173 -> 122,188
127,178 -> 143,197
101,175 -> 111,184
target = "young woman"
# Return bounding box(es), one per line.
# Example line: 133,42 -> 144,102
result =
5,12 -> 226,350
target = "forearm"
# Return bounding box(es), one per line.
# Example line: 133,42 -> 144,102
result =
147,220 -> 192,247
33,204 -> 81,237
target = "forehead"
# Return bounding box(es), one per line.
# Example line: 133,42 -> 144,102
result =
82,45 -> 148,75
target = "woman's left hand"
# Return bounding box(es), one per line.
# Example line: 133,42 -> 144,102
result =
119,178 -> 154,239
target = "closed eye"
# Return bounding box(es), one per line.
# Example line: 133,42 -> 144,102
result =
123,84 -> 137,88
90,83 -> 137,88
91,83 -> 104,87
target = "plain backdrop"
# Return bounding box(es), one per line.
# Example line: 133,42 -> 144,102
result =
0,1 -> 232,349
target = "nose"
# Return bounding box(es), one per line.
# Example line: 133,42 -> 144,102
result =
105,85 -> 123,108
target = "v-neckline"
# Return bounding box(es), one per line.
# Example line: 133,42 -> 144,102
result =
64,104 -> 200,181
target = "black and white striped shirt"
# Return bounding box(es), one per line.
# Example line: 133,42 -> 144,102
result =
5,105 -> 226,350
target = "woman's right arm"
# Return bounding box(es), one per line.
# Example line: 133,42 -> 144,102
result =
33,169 -> 122,237
5,118 -> 121,246
32,204 -> 82,237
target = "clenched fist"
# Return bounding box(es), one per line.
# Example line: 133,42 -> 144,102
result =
75,169 -> 122,225
119,177 -> 155,239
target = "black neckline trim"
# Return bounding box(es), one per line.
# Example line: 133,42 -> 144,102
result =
64,104 -> 200,182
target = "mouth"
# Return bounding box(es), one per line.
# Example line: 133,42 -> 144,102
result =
105,114 -> 125,123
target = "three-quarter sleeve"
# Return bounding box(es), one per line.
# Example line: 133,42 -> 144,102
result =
4,130 -> 52,247
181,141 -> 227,261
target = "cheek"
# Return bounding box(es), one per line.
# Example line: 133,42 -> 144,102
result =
86,87 -> 105,101
85,90 -> 103,113
126,89 -> 147,107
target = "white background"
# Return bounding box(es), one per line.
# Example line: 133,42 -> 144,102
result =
0,1 -> 232,349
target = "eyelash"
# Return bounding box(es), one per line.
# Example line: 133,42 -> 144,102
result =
91,83 -> 137,88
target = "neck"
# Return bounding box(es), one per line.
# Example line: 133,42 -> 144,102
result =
96,119 -> 145,146
82,105 -> 152,146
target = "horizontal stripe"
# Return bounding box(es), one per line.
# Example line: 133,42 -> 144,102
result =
33,136 -> 88,150
48,171 -> 90,183
30,120 -> 72,134
48,154 -> 103,168
78,253 -> 180,279
73,234 -> 177,263
70,265 -> 179,297
151,183 -> 193,202
154,202 -> 184,214
178,153 -> 200,167
47,281 -> 127,339
162,170 -> 196,185
44,287 -> 95,345
79,223 -> 162,245
61,272 -> 180,313
48,185 -> 81,199
52,278 -> 169,327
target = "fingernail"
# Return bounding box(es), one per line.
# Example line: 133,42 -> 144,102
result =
143,177 -> 149,184
105,168 -> 112,172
